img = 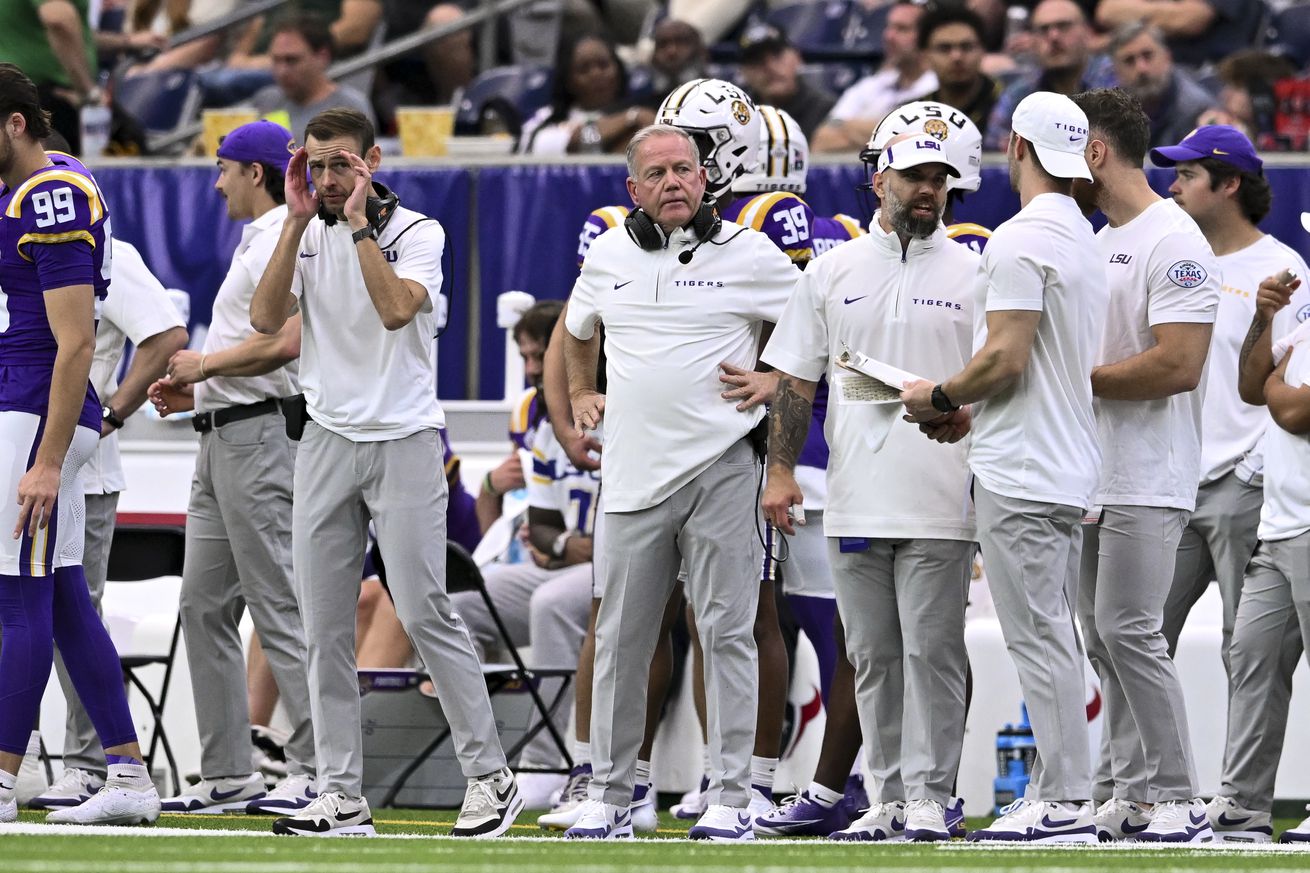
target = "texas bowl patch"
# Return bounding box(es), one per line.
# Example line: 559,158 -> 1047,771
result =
1167,260 -> 1208,288
1298,303 -> 1310,323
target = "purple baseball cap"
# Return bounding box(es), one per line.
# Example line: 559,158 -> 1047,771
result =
217,120 -> 295,173
1149,125 -> 1263,175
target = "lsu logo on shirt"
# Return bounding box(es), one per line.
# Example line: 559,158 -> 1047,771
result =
577,205 -> 630,268
1167,259 -> 1208,288
721,192 -> 814,264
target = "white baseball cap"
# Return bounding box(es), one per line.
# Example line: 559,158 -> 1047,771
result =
1010,91 -> 1092,181
876,132 -> 961,178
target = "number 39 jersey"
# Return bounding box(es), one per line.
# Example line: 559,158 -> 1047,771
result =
0,151 -> 110,430
720,192 -> 815,266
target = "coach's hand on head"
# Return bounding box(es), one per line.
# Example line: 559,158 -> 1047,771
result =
339,149 -> 374,227
284,147 -> 319,221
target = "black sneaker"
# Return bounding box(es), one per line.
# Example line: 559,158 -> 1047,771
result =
272,791 -> 375,836
452,768 -> 524,837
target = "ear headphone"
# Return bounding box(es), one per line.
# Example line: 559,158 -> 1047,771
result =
319,180 -> 401,233
624,197 -> 721,258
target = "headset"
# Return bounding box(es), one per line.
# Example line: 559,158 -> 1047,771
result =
318,180 -> 400,232
624,197 -> 721,256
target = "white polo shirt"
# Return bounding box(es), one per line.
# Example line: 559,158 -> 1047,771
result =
1199,235 -> 1310,484
565,220 -> 797,513
1259,319 -> 1310,541
763,217 -> 979,541
84,240 -> 187,496
1093,198 -> 1219,511
195,204 -> 299,413
968,193 -> 1108,510
291,205 -> 446,440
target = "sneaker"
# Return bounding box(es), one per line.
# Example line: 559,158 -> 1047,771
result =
245,774 -> 317,815
689,804 -> 755,842
451,768 -> 524,837
754,791 -> 850,837
1,793 -> 15,823
272,791 -> 374,836
1139,798 -> 1215,844
828,800 -> 906,841
968,799 -> 1097,844
46,782 -> 161,825
842,773 -> 869,820
1206,795 -> 1273,843
564,799 -> 633,839
945,796 -> 966,839
538,764 -> 592,830
748,785 -> 774,819
1095,798 -> 1153,841
251,725 -> 289,781
671,775 -> 709,820
905,798 -> 951,842
630,781 -> 658,833
160,774 -> 266,814
16,734 -> 48,806
515,771 -> 566,809
29,767 -> 104,809
1280,806 -> 1310,844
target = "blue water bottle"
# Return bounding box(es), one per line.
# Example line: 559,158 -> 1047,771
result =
993,702 -> 1036,814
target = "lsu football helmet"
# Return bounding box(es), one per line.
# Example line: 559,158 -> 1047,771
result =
732,105 -> 808,195
657,78 -> 762,198
863,101 -> 983,193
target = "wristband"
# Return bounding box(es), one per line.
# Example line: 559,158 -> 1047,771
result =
483,470 -> 502,498
199,354 -> 208,381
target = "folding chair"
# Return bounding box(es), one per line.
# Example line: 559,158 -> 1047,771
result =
104,523 -> 186,795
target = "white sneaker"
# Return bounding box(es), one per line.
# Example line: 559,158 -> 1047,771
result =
29,767 -> 104,809
1095,798 -> 1152,841
1,792 -> 16,823
904,798 -> 950,842
748,786 -> 773,819
160,774 -> 266,814
968,799 -> 1097,844
46,782 -> 161,825
1140,798 -> 1215,844
830,800 -> 906,841
272,791 -> 374,836
564,799 -> 634,839
16,733 -> 48,806
671,775 -> 708,819
515,771 -> 566,809
537,764 -> 591,830
451,768 -> 524,837
1280,805 -> 1310,844
689,804 -> 755,842
245,773 -> 317,815
1206,795 -> 1273,843
630,781 -> 658,833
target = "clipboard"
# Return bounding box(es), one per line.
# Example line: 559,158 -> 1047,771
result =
834,344 -> 927,404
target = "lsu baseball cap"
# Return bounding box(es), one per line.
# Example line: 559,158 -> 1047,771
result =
739,23 -> 790,63
1010,91 -> 1092,181
1149,125 -> 1263,175
217,119 -> 295,173
876,132 -> 962,177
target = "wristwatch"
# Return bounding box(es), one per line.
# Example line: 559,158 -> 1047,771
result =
102,404 -> 124,430
550,530 -> 572,559
930,384 -> 959,414
352,224 -> 377,245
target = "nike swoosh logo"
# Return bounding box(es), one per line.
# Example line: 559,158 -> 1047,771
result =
1190,812 -> 1208,825
1217,812 -> 1250,826
1068,135 -> 1081,142
210,786 -> 246,801
1213,148 -> 1229,155
1040,814 -> 1079,828
299,252 -> 318,259
1121,820 -> 1151,833
843,295 -> 867,305
496,783 -> 515,803
891,817 -> 904,830
614,280 -> 633,290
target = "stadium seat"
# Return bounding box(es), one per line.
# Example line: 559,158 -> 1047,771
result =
453,65 -> 554,137
800,61 -> 864,96
114,69 -> 203,151
842,1 -> 890,60
1271,3 -> 1310,67
767,0 -> 854,56
104,523 -> 186,795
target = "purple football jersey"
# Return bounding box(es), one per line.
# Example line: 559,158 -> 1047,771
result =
721,192 -> 815,265
812,213 -> 865,258
577,205 -> 631,268
946,221 -> 991,255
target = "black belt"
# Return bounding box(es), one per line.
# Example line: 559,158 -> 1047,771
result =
192,398 -> 282,433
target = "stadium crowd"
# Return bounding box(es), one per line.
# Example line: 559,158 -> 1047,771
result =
3,0 -> 1310,853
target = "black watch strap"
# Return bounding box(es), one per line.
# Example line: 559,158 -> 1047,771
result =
930,384 -> 958,414
352,224 -> 376,244
102,404 -> 125,429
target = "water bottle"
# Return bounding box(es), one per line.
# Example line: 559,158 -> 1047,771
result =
993,702 -> 1036,814
79,73 -> 112,159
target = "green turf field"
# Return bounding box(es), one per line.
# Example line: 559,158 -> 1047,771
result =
5,809 -> 1310,872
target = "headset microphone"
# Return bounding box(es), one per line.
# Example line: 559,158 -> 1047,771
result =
678,246 -> 698,265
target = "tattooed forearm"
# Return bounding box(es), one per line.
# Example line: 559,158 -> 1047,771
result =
1239,317 -> 1268,373
768,374 -> 814,472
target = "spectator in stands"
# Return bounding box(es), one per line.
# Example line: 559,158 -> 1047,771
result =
250,13 -> 375,143
738,23 -> 836,139
983,0 -> 1115,150
1198,50 -> 1297,145
517,32 -> 655,154
812,0 -> 937,153
1095,0 -> 1264,70
642,19 -> 707,108
918,4 -> 1003,137
0,0 -> 101,153
1109,21 -> 1215,148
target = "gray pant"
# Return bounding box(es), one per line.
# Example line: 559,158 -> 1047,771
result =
1221,533 -> 1310,810
829,537 -> 971,804
53,491 -> 119,776
589,438 -> 761,808
451,562 -> 556,661
975,484 -> 1091,802
1081,505 -> 1198,803
523,563 -> 593,766
180,412 -> 315,780
1163,471 -> 1262,665
294,422 -> 506,795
